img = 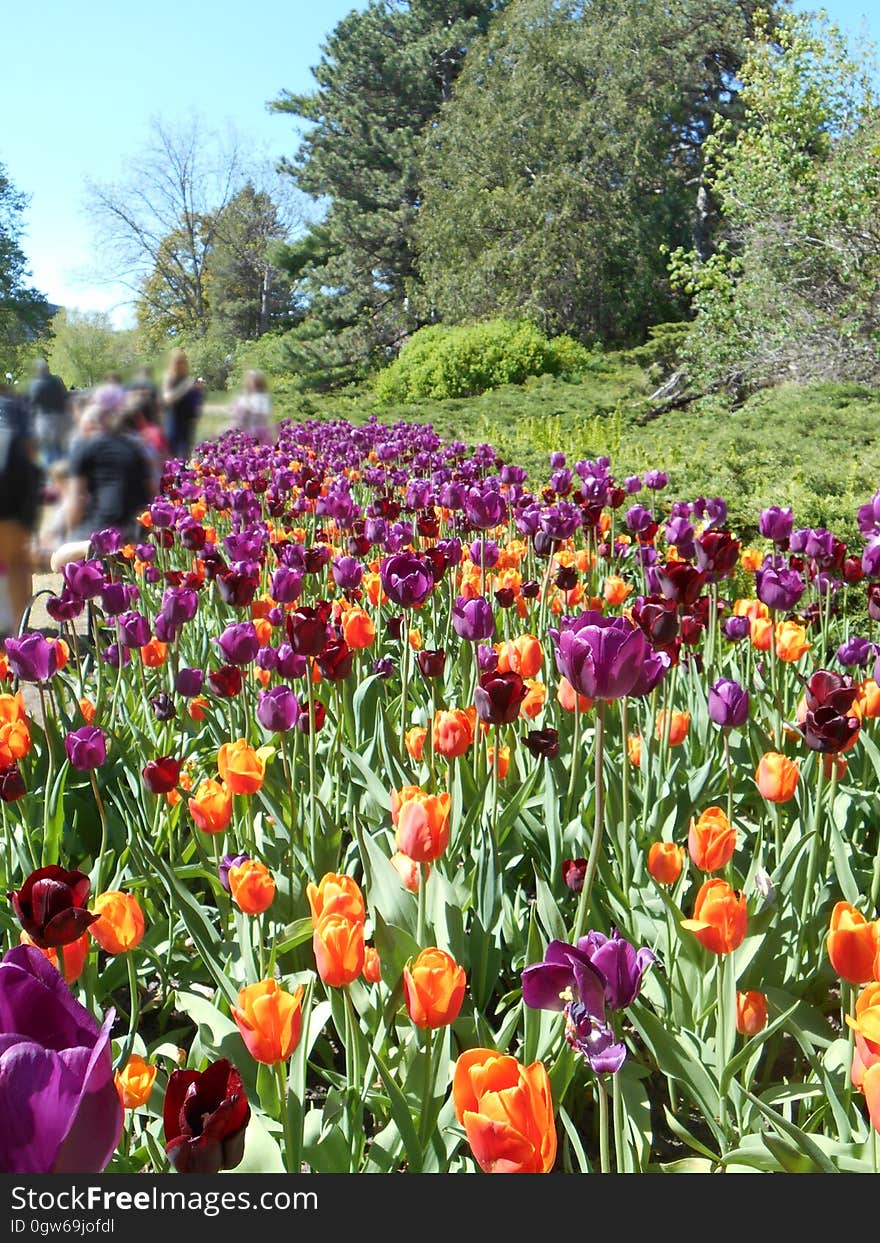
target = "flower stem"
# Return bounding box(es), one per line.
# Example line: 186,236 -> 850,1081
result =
573,698 -> 605,941
596,1074 -> 611,1173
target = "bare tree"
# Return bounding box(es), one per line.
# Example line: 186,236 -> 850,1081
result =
85,116 -> 245,337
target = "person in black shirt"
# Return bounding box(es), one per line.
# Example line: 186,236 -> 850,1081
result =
64,387 -> 154,545
28,359 -> 69,465
0,387 -> 43,632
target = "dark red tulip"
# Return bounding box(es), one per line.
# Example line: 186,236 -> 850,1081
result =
0,764 -> 26,802
164,1059 -> 250,1175
9,866 -> 99,948
286,603 -> 332,657
523,728 -> 560,759
317,637 -> 354,682
631,596 -> 679,647
474,670 -> 528,725
695,530 -> 740,580
296,699 -> 326,734
142,757 -> 182,794
562,858 -> 588,894
215,568 -> 259,607
802,706 -> 859,753
805,670 -> 857,714
655,561 -> 707,607
207,665 -> 244,698
416,649 -> 447,679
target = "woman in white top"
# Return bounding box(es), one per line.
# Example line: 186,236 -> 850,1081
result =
229,370 -> 274,444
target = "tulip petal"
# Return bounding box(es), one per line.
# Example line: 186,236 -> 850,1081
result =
0,1040 -> 93,1173
521,962 -> 573,1012
463,1110 -> 542,1174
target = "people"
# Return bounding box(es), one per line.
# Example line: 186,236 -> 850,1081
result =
161,349 -> 202,461
0,386 -> 44,634
28,359 -> 69,466
51,384 -> 154,568
229,369 -> 275,444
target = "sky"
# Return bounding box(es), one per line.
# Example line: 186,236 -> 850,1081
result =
0,0 -> 876,328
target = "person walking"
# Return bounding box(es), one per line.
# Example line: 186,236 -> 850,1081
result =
28,358 -> 69,465
0,386 -> 43,634
229,369 -> 275,444
161,349 -> 202,461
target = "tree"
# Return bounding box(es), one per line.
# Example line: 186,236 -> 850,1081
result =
0,160 -> 50,379
47,309 -> 136,388
206,182 -> 295,341
270,0 -> 503,381
86,118 -> 245,344
670,13 -> 880,391
416,0 -> 776,345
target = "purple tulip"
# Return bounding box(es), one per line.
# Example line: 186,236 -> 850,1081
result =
0,945 -> 122,1172
62,559 -> 105,601
64,727 -> 107,771
380,553 -> 434,609
551,612 -> 650,701
176,667 -> 204,698
644,471 -> 668,490
759,506 -> 794,544
90,528 -> 123,557
452,595 -> 495,642
331,556 -> 364,592
270,567 -> 303,604
723,615 -> 751,641
837,635 -> 875,668
217,622 -> 260,666
862,539 -> 880,579
117,611 -> 151,649
256,686 -> 300,733
755,564 -> 805,612
624,475 -> 642,494
160,588 -> 199,628
4,634 -> 58,683
99,582 -> 129,616
708,678 -> 750,728
464,487 -> 506,530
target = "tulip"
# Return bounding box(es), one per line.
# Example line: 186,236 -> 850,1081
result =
9,866 -> 99,948
362,945 -> 382,984
562,858 -> 587,893
4,633 -> 58,683
164,1059 -> 250,1174
688,807 -> 737,872
495,634 -> 543,679
404,948 -> 467,1029
759,506 -> 794,544
453,1049 -> 556,1174
392,787 -> 451,863
523,728 -> 560,759
176,667 -> 204,697
434,708 -> 474,758
647,842 -> 685,886
89,891 -> 145,954
217,739 -> 265,795
627,734 -> 643,768
228,860 -> 275,915
116,1055 -> 157,1109
64,726 -> 107,771
390,851 -> 424,892
286,602 -> 332,656
0,945 -> 122,1172
405,725 -> 427,760
826,902 -> 879,984
551,611 -> 651,701
218,852 -> 250,893
306,873 -> 366,926
755,752 -> 799,803
755,564 -> 805,612
207,665 -> 243,697
452,596 -> 495,642
474,670 -> 528,724
318,636 -> 354,682
188,778 -> 234,834
312,912 -> 365,987
380,552 -> 434,608
217,621 -> 260,666
681,879 -> 748,955
256,686 -> 300,733
735,991 -> 768,1037
341,607 -> 375,649
655,709 -> 689,746
20,930 -> 89,982
708,678 -> 749,729
142,756 -> 181,794
775,620 -> 810,662
232,979 -> 305,1064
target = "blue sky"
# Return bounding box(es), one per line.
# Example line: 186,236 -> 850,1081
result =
0,0 -> 875,326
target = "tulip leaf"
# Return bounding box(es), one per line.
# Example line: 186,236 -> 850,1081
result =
372,1046 -> 423,1173
558,1105 -> 592,1173
719,1001 -> 799,1095
274,916 -> 316,955
739,1087 -> 839,1174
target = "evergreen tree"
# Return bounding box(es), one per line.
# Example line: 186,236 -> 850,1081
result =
0,160 -> 49,379
270,0 -> 503,381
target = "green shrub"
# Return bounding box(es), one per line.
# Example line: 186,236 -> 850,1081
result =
373,319 -> 595,403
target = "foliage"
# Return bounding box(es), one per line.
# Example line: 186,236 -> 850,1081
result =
270,0 -> 503,381
46,309 -> 137,388
373,318 -> 595,401
0,160 -> 50,380
416,0 -> 776,344
670,12 -> 880,392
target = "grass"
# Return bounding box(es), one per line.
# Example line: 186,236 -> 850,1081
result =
205,360 -> 880,544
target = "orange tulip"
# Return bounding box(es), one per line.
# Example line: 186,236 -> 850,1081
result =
647,842 -> 685,886
736,991 -> 768,1037
488,745 -> 510,779
306,873 -> 366,927
89,891 -> 145,954
312,912 -> 365,987
496,635 -> 543,679
655,710 -> 690,746
188,777 -> 233,834
681,878 -> 748,955
232,979 -> 305,1064
391,851 -> 425,893
408,628 -> 423,650
688,806 -> 736,873
734,598 -> 769,621
739,548 -> 763,573
0,691 -> 27,724
0,719 -> 31,766
342,606 -> 376,649
520,679 -> 547,720
627,734 -> 643,769
405,726 -> 428,761
857,679 -> 880,719
140,638 -> 168,668
847,982 -> 880,1060
775,620 -> 810,662
20,931 -> 89,983
453,1048 -> 557,1174
187,696 -> 208,722
229,859 -> 275,915
827,902 -> 879,984
52,639 -> 69,672
115,1055 -> 157,1109
363,945 -> 382,984
217,738 -> 265,795
78,697 -> 97,725
404,948 -> 467,1029
755,752 -> 799,803
750,616 -> 772,651
433,708 -> 474,758
392,787 -> 451,863
556,677 -> 593,714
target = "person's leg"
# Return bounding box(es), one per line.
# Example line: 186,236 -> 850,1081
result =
0,520 -> 33,632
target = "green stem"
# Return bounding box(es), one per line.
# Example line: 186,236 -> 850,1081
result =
596,1075 -> 611,1174
612,1067 -> 629,1173
419,1025 -> 434,1152
573,699 -> 605,941
275,1060 -> 296,1173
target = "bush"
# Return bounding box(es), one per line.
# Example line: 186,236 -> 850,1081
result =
373,319 -> 595,403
